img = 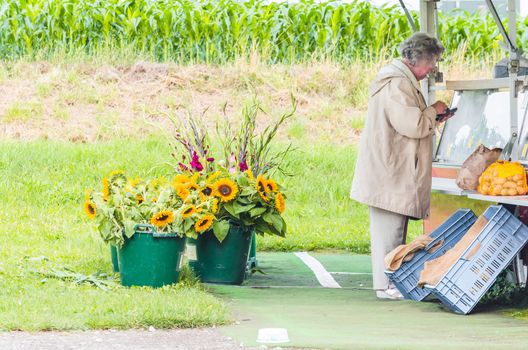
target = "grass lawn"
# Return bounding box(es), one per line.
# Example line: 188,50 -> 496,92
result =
0,137 -> 429,330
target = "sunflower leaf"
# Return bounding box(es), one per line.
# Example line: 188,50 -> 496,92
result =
213,220 -> 230,243
240,187 -> 257,196
123,219 -> 135,238
223,202 -> 240,219
237,175 -> 250,187
232,201 -> 255,214
249,207 -> 267,217
264,212 -> 283,234
183,218 -> 194,232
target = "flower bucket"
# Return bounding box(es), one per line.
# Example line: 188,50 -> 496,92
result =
194,223 -> 253,285
117,224 -> 186,288
110,245 -> 119,272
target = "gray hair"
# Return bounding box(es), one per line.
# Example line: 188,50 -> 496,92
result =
399,32 -> 444,65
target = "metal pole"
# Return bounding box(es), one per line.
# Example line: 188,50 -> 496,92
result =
419,0 -> 437,104
398,0 -> 417,32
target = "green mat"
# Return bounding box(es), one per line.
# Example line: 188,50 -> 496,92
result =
209,252 -> 528,349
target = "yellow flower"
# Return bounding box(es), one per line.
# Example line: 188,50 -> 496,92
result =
109,171 -> 127,187
266,179 -> 278,193
150,177 -> 167,190
211,198 -> 219,214
172,174 -> 190,186
258,190 -> 269,202
175,185 -> 190,200
190,173 -> 200,182
207,171 -> 221,183
213,178 -> 238,202
84,200 -> 96,219
245,168 -> 254,180
136,194 -> 144,204
102,178 -> 110,201
182,205 -> 196,218
110,169 -> 124,177
195,215 -> 215,233
128,177 -> 142,188
275,192 -> 285,213
256,175 -> 267,193
200,184 -> 214,197
187,182 -> 200,192
150,210 -> 174,228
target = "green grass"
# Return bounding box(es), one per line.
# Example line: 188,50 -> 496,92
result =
2,101 -> 44,123
1,130 -> 527,325
0,139 -> 230,330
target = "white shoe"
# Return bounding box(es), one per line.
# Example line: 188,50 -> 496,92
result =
376,288 -> 404,300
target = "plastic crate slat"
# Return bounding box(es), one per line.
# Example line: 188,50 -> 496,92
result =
428,205 -> 528,314
386,209 -> 477,301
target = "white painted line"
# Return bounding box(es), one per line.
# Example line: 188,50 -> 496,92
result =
294,252 -> 341,289
330,272 -> 372,275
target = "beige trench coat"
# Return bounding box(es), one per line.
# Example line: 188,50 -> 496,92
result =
350,59 -> 437,219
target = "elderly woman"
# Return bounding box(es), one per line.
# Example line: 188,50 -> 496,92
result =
350,32 -> 452,300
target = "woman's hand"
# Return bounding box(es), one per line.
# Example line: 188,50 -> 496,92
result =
431,101 -> 454,123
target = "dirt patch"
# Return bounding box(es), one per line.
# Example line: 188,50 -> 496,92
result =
0,61 -> 366,144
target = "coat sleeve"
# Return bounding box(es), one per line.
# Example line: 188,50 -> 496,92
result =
384,78 -> 436,139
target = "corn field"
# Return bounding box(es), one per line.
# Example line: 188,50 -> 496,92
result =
1,0 -> 528,63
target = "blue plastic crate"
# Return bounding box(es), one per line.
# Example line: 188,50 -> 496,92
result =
386,209 -> 477,301
425,205 -> 528,314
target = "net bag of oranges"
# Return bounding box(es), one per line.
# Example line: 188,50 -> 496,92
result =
477,161 -> 528,196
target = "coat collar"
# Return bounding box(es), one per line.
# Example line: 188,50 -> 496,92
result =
391,59 -> 421,91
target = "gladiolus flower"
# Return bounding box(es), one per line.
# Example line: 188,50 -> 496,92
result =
190,151 -> 203,171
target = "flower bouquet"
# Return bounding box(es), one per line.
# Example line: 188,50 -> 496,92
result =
167,98 -> 295,284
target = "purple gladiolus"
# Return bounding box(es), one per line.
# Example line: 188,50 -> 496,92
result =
190,151 -> 204,171
239,161 -> 248,172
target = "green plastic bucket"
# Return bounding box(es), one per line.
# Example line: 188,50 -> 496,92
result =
117,224 -> 187,288
110,245 -> 119,272
195,223 -> 253,285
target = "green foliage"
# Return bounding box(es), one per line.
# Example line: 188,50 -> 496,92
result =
480,270 -> 527,306
0,139 -> 230,330
0,0 -> 522,63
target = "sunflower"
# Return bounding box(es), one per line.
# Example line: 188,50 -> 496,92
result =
275,192 -> 285,213
150,210 -> 174,228
211,198 -> 219,213
182,205 -> 196,218
150,177 -> 167,190
266,179 -> 278,193
172,174 -> 191,185
128,177 -> 142,188
207,171 -> 221,183
186,182 -> 200,192
136,194 -> 144,204
200,184 -> 214,197
175,185 -> 190,200
195,214 -> 215,233
190,173 -> 200,183
102,178 -> 110,201
110,169 -> 124,177
84,200 -> 96,219
258,190 -> 270,202
256,175 -> 267,193
213,178 -> 238,202
110,171 -> 127,187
